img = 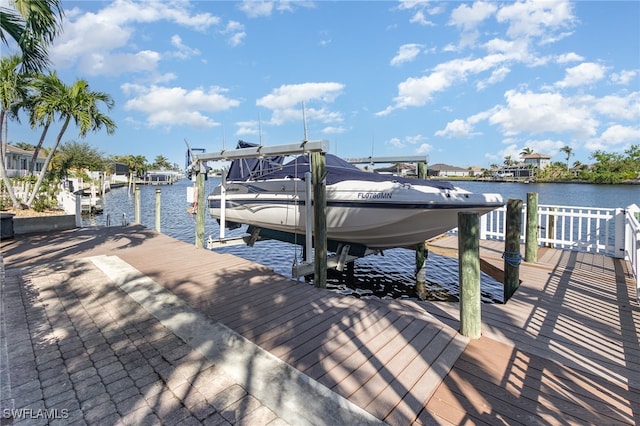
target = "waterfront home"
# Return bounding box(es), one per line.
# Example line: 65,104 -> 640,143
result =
3,144 -> 46,177
522,153 -> 552,169
428,163 -> 470,177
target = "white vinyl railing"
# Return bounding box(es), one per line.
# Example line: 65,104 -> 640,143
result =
476,203 -> 640,300
624,206 -> 640,300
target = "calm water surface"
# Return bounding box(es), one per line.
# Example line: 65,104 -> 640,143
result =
85,178 -> 638,302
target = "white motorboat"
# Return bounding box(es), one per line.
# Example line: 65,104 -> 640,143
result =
208,144 -> 504,249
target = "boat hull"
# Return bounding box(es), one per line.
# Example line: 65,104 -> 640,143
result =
208,179 -> 503,249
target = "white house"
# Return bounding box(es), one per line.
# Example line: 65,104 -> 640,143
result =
428,163 -> 470,177
3,145 -> 47,177
522,153 -> 551,169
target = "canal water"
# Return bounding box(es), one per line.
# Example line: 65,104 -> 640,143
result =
84,178 -> 638,303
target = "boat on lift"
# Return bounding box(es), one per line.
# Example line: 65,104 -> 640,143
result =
207,142 -> 504,250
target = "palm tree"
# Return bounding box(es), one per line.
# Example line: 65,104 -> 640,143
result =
503,155 -> 514,166
26,78 -> 116,207
152,155 -> 171,170
560,145 -> 573,170
1,0 -> 64,73
0,54 -> 30,208
520,147 -> 533,157
26,71 -> 64,175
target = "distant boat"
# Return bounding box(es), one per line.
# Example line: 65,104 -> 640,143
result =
208,142 -> 504,249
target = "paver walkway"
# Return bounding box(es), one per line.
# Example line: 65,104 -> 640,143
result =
0,257 -> 287,425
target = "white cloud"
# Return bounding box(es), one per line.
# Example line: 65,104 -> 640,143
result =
488,90 -> 599,138
518,139 -> 566,157
122,84 -> 240,129
496,0 -> 575,40
257,82 -> 344,109
378,54 -> 507,114
611,69 -> 639,85
322,126 -> 346,134
256,82 -> 345,126
239,1 -> 274,18
50,0 -> 219,75
387,134 -> 428,150
556,52 -> 584,63
591,92 -> 640,121
406,134 -> 427,144
170,35 -> 200,60
75,50 -> 161,76
397,0 -> 438,26
477,66 -> 510,90
388,137 -> 405,149
435,119 -> 474,138
235,120 -> 259,136
390,44 -> 423,66
448,1 -> 497,48
449,1 -> 497,31
221,21 -> 246,46
555,62 -> 607,88
416,143 -> 433,154
238,0 -> 314,18
586,124 -> 640,151
498,144 -> 521,162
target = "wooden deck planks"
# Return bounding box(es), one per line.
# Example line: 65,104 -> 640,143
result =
428,336 -> 639,425
2,226 -> 639,425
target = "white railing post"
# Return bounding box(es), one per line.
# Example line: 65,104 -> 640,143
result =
614,208 -> 625,259
75,194 -> 82,228
624,204 -> 640,301
480,213 -> 487,240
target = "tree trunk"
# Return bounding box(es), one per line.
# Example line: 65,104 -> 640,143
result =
0,110 -> 21,208
28,122 -> 51,175
26,117 -> 70,208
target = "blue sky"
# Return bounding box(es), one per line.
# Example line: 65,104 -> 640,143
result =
4,0 -> 640,169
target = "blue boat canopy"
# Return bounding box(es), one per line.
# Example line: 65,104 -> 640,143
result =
227,141 -> 454,190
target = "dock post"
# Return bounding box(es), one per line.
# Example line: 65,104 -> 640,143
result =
504,199 -> 522,303
418,162 -> 426,180
74,194 -> 82,227
311,151 -> 327,288
155,188 -> 161,232
195,167 -> 206,248
459,211 -> 481,339
134,186 -> 141,224
525,192 -> 538,263
415,242 -> 428,300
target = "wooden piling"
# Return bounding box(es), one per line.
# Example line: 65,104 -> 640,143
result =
458,211 -> 481,339
504,198 -> 522,302
311,152 -> 327,288
525,192 -> 538,263
195,169 -> 206,248
415,242 -> 428,300
155,188 -> 161,232
417,162 -> 426,180
134,186 -> 141,224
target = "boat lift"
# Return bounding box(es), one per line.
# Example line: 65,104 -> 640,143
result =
189,140 -> 334,286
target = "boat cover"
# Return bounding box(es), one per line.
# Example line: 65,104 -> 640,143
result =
226,140 -> 285,181
226,141 -> 455,190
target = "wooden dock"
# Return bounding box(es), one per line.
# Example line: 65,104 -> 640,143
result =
2,226 -> 639,425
